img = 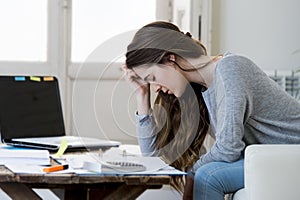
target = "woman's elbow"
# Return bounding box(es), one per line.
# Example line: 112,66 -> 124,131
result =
223,153 -> 242,162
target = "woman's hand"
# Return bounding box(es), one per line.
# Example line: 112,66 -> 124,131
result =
122,64 -> 149,96
183,175 -> 194,200
122,64 -> 151,115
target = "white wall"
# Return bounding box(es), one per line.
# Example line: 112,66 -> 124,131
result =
71,79 -> 138,144
211,0 -> 300,71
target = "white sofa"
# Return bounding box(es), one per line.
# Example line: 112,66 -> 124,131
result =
233,145 -> 300,200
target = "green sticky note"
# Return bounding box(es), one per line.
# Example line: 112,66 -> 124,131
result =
30,76 -> 41,82
54,139 -> 68,158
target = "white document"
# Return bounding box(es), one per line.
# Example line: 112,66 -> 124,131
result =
63,152 -> 186,175
0,149 -> 50,165
5,164 -> 45,174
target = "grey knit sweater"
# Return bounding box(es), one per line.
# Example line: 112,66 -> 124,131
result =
136,53 -> 300,171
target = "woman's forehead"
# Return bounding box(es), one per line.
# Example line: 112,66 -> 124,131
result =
133,65 -> 154,77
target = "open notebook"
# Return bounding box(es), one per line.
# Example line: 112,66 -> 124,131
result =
0,76 -> 120,151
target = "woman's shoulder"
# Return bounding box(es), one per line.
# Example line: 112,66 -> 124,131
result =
219,52 -> 255,67
213,52 -> 267,92
216,52 -> 261,75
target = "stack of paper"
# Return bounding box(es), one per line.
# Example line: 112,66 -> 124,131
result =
0,149 -> 50,165
64,152 -> 186,175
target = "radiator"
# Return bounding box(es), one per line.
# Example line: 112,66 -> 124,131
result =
269,73 -> 300,100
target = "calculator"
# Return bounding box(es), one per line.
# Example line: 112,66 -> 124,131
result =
104,161 -> 147,172
82,160 -> 147,173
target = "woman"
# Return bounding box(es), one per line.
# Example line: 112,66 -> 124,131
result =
123,21 -> 300,200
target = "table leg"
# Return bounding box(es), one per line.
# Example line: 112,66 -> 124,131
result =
0,183 -> 42,200
64,184 -> 162,200
65,188 -> 88,200
102,185 -> 148,200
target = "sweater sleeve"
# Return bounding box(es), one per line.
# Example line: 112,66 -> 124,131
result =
135,111 -> 159,156
193,56 -> 252,170
194,94 -> 247,169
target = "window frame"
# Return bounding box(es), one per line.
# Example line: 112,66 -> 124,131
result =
0,0 -> 70,131
0,0 -> 66,76
66,0 -> 161,80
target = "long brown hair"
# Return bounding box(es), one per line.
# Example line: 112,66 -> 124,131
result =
126,21 -> 210,192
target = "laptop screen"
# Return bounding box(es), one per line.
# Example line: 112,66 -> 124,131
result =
0,76 -> 65,140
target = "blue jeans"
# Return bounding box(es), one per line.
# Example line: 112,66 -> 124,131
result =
193,159 -> 244,200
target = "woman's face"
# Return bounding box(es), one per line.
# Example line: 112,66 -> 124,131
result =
133,63 -> 188,97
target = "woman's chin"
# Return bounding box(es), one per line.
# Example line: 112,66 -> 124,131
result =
174,91 -> 183,98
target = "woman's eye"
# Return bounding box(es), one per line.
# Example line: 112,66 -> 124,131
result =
144,75 -> 155,82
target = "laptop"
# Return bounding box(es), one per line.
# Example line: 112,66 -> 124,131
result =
0,76 -> 120,152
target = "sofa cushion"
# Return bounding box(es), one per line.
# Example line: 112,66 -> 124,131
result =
232,188 -> 246,200
244,145 -> 300,200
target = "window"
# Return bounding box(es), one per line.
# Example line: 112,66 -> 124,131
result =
71,0 -> 156,62
0,0 -> 47,61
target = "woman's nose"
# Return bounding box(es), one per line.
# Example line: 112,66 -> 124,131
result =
152,84 -> 161,93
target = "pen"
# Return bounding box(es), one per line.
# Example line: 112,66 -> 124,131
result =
50,156 -> 66,165
43,164 -> 68,173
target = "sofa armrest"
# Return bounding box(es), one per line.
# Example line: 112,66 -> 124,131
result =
241,144 -> 300,200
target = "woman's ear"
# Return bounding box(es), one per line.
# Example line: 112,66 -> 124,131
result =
168,54 -> 176,62
165,54 -> 177,69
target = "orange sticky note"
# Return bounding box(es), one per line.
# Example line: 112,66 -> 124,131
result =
30,76 -> 41,82
43,76 -> 54,81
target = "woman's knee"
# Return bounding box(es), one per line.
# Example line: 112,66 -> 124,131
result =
194,162 -> 222,190
193,160 -> 244,194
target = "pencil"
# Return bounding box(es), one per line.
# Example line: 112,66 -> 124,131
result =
43,165 -> 68,173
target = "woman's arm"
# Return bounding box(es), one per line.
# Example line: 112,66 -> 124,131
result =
122,65 -> 158,156
194,61 -> 250,170
136,112 -> 158,156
